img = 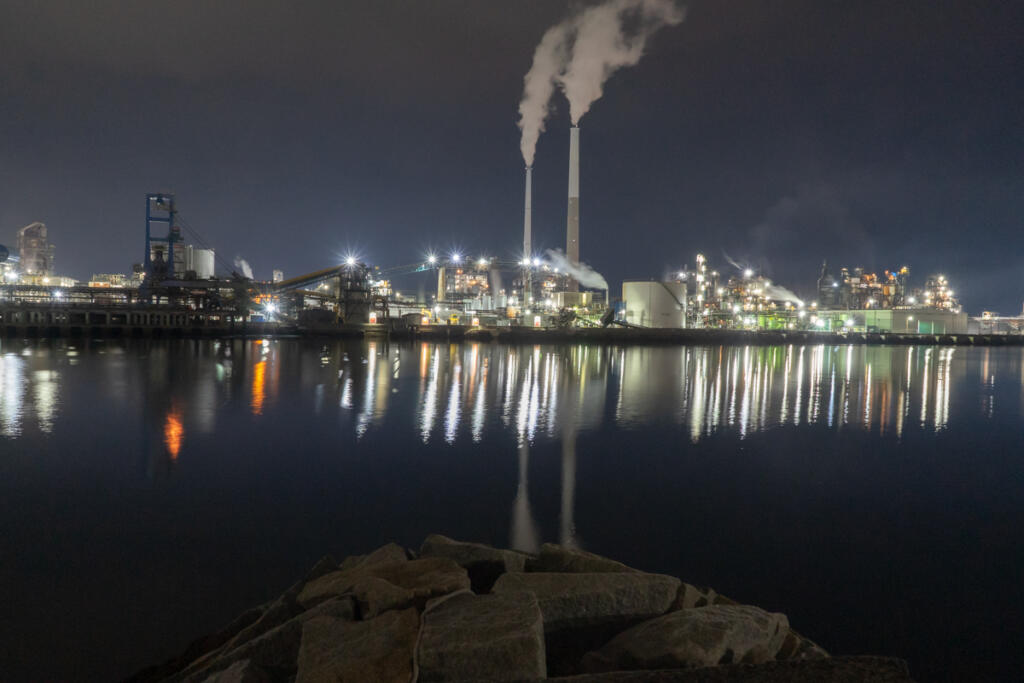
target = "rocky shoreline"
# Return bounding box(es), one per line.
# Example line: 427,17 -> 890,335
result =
127,536 -> 915,682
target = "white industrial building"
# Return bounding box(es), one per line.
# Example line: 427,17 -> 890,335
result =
622,281 -> 687,328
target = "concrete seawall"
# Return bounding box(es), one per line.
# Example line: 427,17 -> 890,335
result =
398,325 -> 1024,347
2,304 -> 1021,346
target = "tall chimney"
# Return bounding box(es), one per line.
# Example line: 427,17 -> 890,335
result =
523,166 -> 533,258
566,126 -> 580,292
523,166 -> 533,304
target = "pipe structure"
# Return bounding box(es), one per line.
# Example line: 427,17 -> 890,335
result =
566,126 -> 580,292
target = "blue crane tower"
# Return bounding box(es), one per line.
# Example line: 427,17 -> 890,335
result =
144,193 -> 181,281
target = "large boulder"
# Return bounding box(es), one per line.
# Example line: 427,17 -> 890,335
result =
527,544 -> 639,574
420,534 -> 531,592
337,542 -> 408,571
673,584 -> 739,610
295,607 -> 420,683
202,554 -> 344,660
177,597 -> 355,682
417,591 -> 546,681
126,607 -> 264,683
299,556 -> 470,616
493,571 -> 682,676
775,628 -> 829,661
581,605 -> 789,673
492,572 -> 680,633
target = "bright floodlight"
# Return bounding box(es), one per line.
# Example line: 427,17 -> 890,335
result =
345,256 -> 356,266
266,302 -> 277,314
743,268 -> 753,278
427,254 -> 437,264
532,258 -> 540,267
478,257 -> 488,267
451,253 -> 462,264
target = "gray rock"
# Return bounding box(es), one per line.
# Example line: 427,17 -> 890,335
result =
671,584 -> 741,611
295,607 -> 420,683
128,607 -> 264,683
198,660 -> 271,683
774,628 -> 829,661
212,555 -> 346,658
303,554 -> 339,582
298,556 -> 470,615
581,605 -> 788,673
219,582 -> 305,655
492,572 -> 680,633
418,591 -> 546,681
337,542 -> 408,571
176,598 -> 355,683
420,534 -> 530,592
527,544 -> 639,574
516,655 -> 914,681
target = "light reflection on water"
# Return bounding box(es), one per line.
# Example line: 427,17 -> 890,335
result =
0,340 -> 1017,449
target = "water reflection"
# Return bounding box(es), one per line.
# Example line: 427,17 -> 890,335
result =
0,341 -> 1008,454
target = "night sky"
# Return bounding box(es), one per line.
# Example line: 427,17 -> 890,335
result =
2,1 -> 1022,312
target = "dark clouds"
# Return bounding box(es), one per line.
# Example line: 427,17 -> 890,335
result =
1,0 -> 1022,311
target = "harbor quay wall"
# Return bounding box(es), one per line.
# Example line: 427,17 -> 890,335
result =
2,304 -> 1022,345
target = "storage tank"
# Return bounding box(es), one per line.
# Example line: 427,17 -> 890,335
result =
185,247 -> 215,279
622,281 -> 687,328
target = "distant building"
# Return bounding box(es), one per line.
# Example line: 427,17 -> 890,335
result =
88,274 -> 128,288
816,261 -> 910,309
17,222 -> 55,276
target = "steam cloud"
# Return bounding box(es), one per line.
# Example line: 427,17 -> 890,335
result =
517,0 -> 685,165
722,251 -> 745,272
233,257 -> 254,280
545,248 -> 609,291
764,284 -> 803,305
518,24 -> 572,166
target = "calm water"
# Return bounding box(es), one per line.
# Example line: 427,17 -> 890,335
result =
2,339 -> 1023,682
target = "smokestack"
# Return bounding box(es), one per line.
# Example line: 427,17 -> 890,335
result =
566,126 -> 580,292
523,166 -> 534,304
523,167 -> 533,258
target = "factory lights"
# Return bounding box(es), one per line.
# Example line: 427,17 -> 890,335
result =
345,256 -> 356,266
427,254 -> 437,265
451,253 -> 462,264
743,268 -> 753,278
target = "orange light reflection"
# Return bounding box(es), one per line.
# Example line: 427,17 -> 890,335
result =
252,360 -> 266,415
164,410 -> 184,460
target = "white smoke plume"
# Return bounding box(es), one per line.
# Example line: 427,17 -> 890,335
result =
518,23 -> 573,166
765,284 -> 803,306
558,0 -> 686,125
722,251 -> 745,271
233,257 -> 254,280
517,0 -> 684,164
545,248 -> 609,291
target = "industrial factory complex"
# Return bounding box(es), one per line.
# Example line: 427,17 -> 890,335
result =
0,183 -> 1014,342
0,128 -> 1015,342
